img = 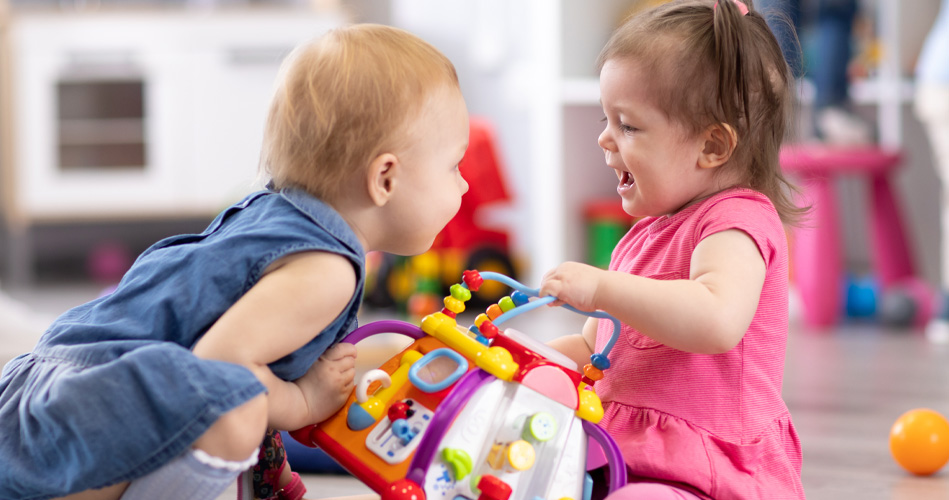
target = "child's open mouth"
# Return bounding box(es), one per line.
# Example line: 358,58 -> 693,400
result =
618,170 -> 635,192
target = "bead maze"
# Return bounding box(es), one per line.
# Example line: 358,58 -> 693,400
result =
290,271 -> 627,500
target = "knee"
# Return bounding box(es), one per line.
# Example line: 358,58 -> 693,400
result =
193,393 -> 268,462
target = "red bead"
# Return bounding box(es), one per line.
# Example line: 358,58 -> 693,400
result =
440,308 -> 457,318
463,270 -> 483,292
480,321 -> 499,339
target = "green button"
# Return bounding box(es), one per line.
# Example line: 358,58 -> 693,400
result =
441,447 -> 473,480
524,412 -> 557,442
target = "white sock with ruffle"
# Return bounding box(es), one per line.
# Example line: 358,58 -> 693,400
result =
121,448 -> 258,500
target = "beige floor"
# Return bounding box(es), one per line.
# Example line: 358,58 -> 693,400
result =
3,285 -> 949,499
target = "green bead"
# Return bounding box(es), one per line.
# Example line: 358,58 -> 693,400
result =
498,296 -> 515,312
450,283 -> 472,302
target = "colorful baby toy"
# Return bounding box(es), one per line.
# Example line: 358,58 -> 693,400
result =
291,271 -> 628,500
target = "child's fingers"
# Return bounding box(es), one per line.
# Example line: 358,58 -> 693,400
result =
539,276 -> 562,299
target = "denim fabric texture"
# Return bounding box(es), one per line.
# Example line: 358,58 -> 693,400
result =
0,187 -> 365,499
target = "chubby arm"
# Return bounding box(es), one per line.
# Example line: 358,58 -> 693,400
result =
547,317 -> 598,369
192,251 -> 357,430
541,229 -> 766,354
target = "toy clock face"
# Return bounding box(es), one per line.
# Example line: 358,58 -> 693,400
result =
422,379 -> 588,500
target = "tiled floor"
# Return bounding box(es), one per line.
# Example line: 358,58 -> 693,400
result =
4,284 -> 949,499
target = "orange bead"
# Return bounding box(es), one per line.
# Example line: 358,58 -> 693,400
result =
582,364 -> 604,381
486,304 -> 503,320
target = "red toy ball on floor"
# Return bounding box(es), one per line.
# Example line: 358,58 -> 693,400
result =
890,408 -> 949,475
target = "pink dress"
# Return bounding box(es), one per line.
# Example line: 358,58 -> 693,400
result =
594,187 -> 805,499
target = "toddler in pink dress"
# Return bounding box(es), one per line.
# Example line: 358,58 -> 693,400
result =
542,1 -> 806,498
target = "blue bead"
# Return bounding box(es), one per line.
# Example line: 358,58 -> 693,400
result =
511,290 -> 530,306
590,353 -> 610,370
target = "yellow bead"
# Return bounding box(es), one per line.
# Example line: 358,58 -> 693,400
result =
498,296 -> 515,312
475,313 -> 489,327
444,296 -> 465,314
486,304 -> 503,320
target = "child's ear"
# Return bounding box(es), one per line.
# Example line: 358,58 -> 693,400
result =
366,153 -> 399,207
698,123 -> 738,169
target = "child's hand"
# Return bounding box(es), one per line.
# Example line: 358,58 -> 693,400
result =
298,342 -> 357,425
540,261 -> 604,312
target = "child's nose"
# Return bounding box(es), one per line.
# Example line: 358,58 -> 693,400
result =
597,128 -> 615,152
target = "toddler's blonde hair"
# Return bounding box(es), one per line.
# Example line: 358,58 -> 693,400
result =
262,24 -> 459,200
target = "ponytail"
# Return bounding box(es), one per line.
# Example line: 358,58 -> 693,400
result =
713,0 -> 751,131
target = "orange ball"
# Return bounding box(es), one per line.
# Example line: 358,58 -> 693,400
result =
890,408 -> 949,475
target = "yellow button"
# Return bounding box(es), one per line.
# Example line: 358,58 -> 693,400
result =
505,440 -> 536,471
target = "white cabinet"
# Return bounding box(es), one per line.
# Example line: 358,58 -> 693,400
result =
5,10 -> 344,220
1,9 -> 344,281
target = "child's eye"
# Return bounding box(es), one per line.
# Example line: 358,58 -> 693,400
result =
619,123 -> 638,134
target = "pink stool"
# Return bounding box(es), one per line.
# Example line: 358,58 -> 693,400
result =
782,145 -> 918,328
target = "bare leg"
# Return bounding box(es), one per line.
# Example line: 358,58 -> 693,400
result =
193,393 -> 268,461
59,394 -> 267,500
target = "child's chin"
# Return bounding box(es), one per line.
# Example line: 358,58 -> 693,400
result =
406,241 -> 437,257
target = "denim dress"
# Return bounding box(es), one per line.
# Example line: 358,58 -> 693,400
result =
0,187 -> 365,500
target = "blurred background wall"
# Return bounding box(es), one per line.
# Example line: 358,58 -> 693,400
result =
0,0 -> 944,293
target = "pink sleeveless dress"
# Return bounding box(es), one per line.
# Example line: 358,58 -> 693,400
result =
594,188 -> 805,499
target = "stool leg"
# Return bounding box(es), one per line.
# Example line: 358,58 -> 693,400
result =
793,174 -> 842,327
868,172 -> 915,288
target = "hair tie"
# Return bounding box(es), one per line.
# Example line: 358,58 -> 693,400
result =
714,0 -> 749,15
